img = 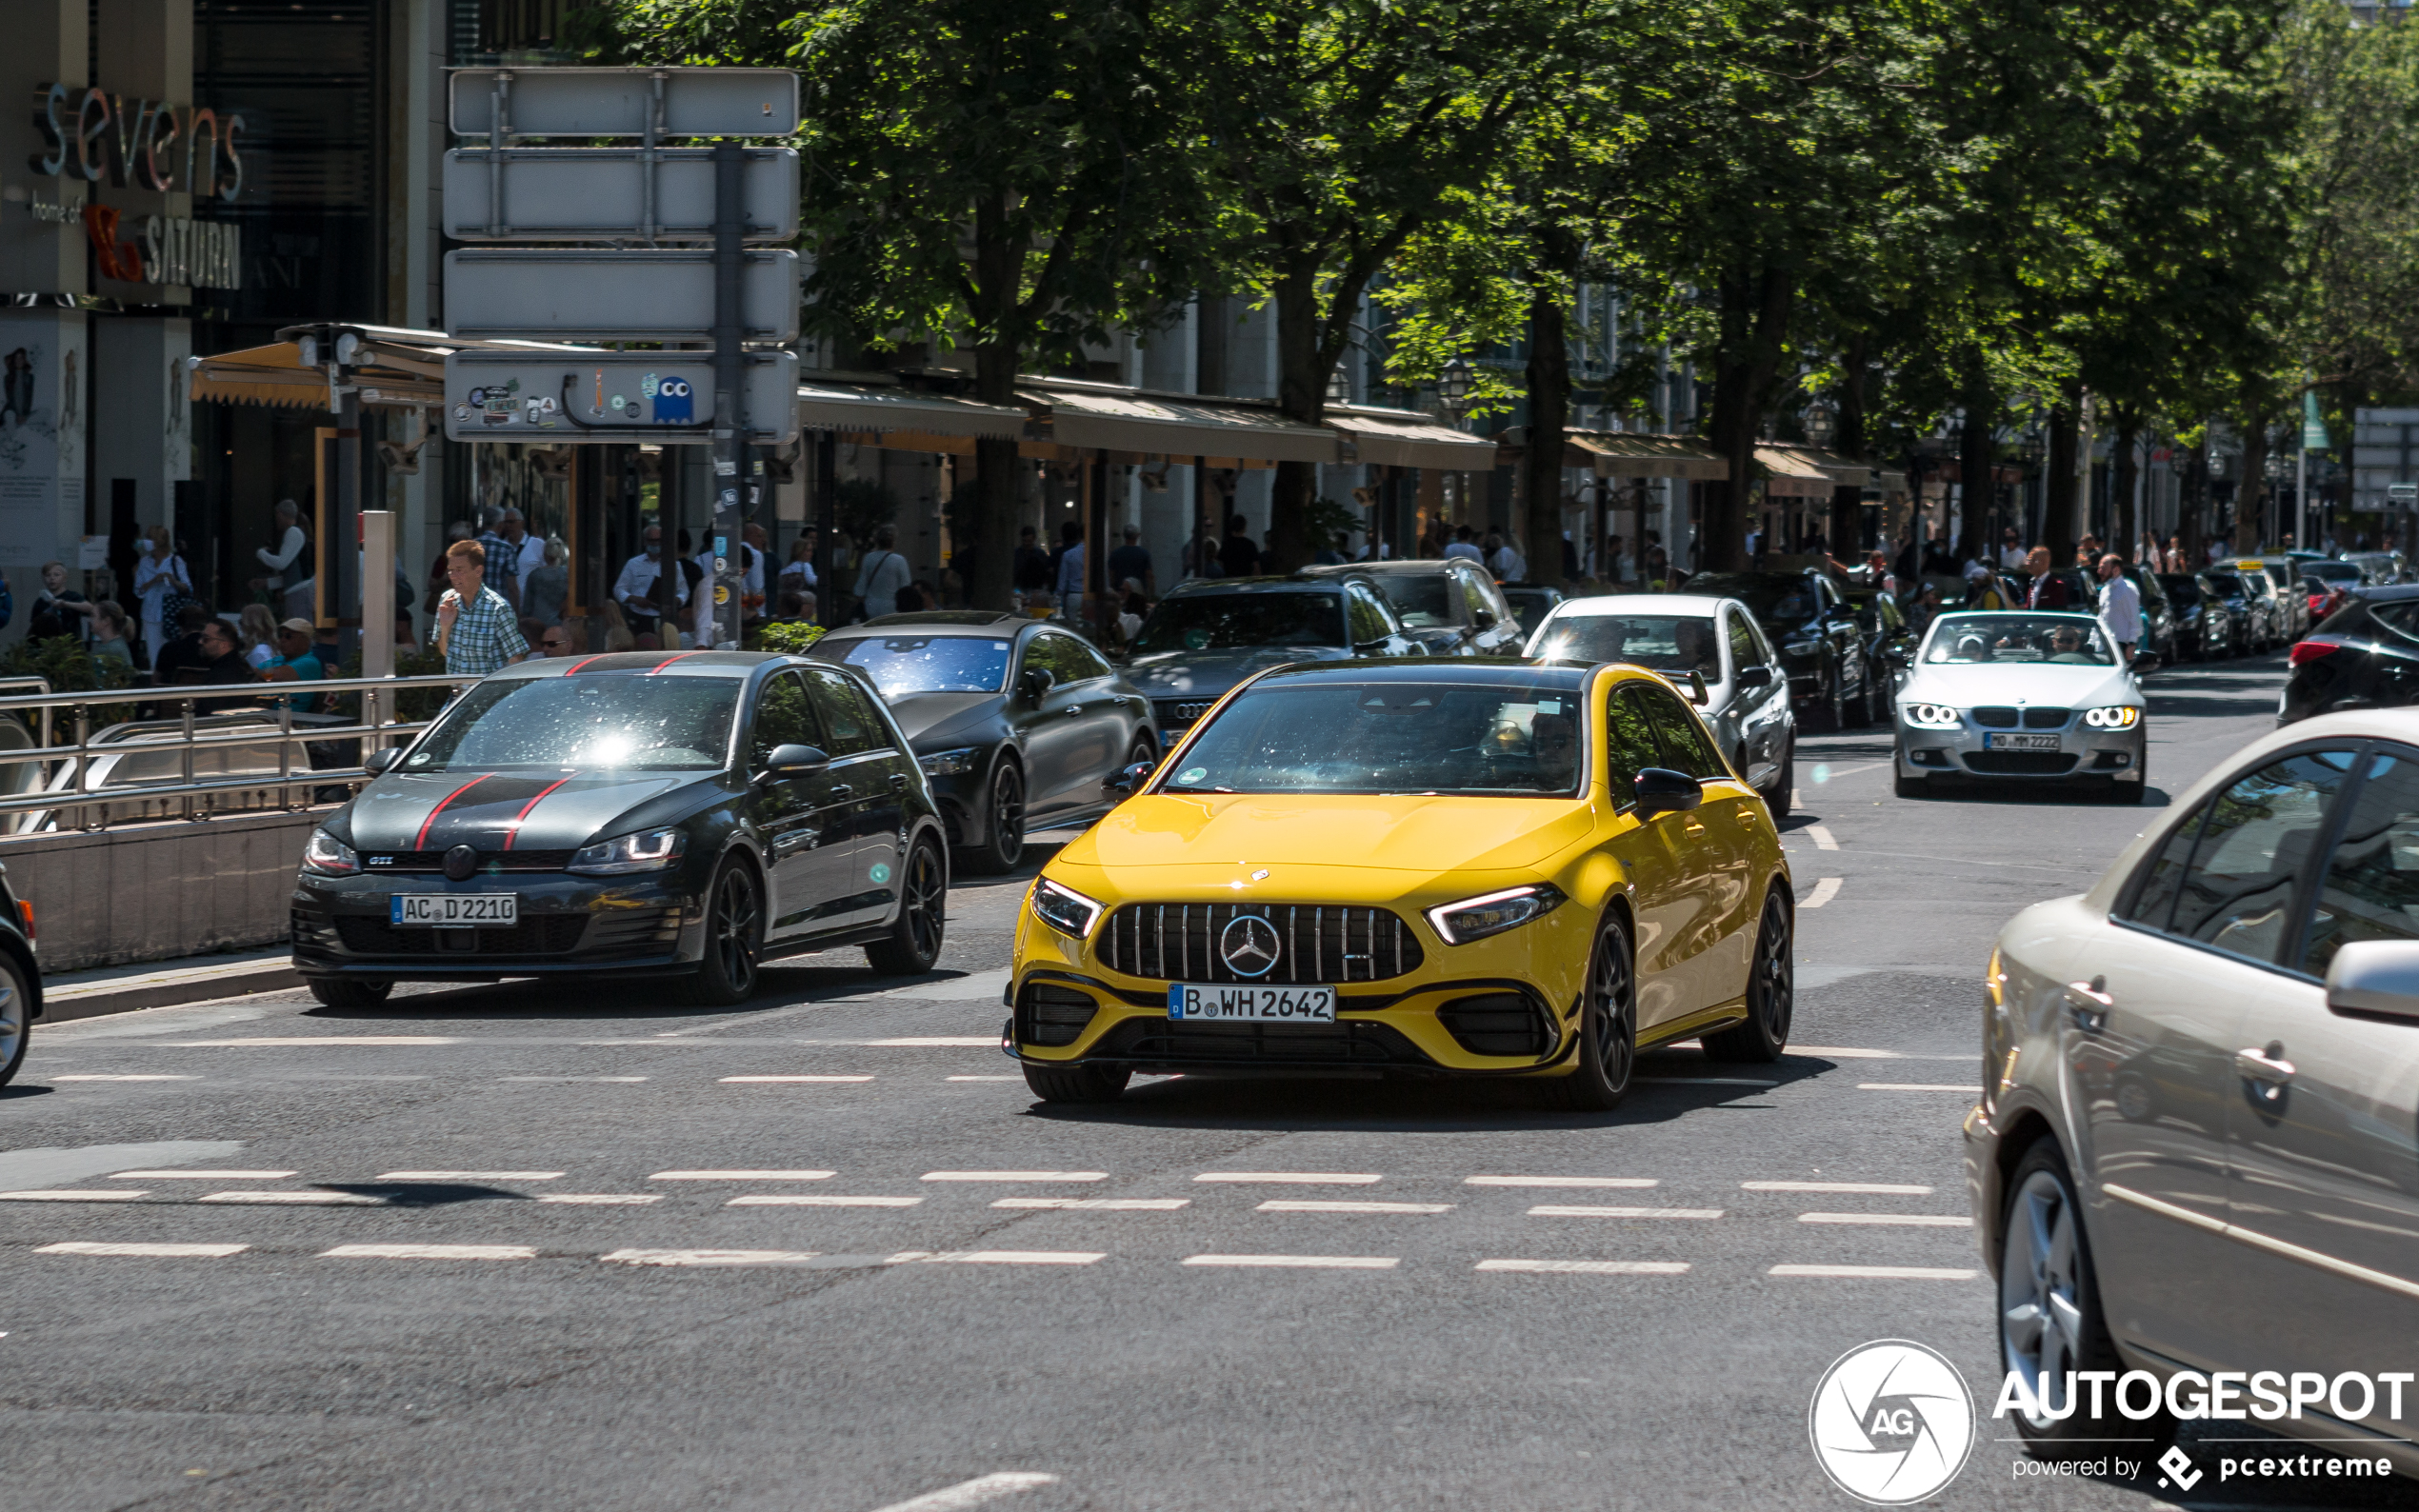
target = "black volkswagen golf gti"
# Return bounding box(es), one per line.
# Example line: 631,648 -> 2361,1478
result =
291,651 -> 950,1007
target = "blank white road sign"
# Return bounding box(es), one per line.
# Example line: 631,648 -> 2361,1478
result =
450,68 -> 798,139
443,149 -> 798,242
442,249 -> 800,342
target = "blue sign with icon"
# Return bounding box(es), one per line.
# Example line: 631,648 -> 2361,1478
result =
653,377 -> 694,424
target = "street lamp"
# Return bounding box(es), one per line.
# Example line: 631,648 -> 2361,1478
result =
1439,358 -> 1472,422
1803,403 -> 1836,448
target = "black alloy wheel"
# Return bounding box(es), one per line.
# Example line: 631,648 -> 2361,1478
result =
687,858 -> 762,1005
1024,1060 -> 1133,1104
1706,887 -> 1793,1061
1756,736 -> 1792,819
307,978 -> 394,1009
1850,659 -> 1878,726
868,837 -> 948,975
963,759 -> 1026,875
1544,915 -> 1635,1111
1820,662 -> 1847,731
0,955 -> 28,1086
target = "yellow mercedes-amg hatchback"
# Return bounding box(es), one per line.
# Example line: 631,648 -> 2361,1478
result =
1005,658 -> 1793,1106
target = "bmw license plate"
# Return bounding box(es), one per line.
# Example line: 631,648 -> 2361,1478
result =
1167,984 -> 1336,1022
390,893 -> 518,926
1984,733 -> 2062,751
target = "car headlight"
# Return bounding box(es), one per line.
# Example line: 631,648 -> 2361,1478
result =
1030,877 -> 1104,939
1424,884 -> 1567,945
1903,702 -> 1961,728
2083,706 -> 2141,728
301,828 -> 358,876
568,827 -> 688,875
919,746 -> 980,777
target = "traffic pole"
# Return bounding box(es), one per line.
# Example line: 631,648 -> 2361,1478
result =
711,141 -> 746,649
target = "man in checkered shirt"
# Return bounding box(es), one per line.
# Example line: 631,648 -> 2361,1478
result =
435,538 -> 529,676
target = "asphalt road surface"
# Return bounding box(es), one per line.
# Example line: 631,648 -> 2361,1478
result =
5,650 -> 2408,1512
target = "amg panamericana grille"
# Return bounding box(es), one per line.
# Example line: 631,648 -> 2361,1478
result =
1097,903 -> 1424,984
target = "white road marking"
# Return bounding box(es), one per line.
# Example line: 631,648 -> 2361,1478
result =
165,1037 -> 458,1046
377,1170 -> 564,1181
1256,1200 -> 1452,1214
885,1250 -> 1106,1265
1182,1254 -> 1398,1269
1527,1204 -> 1723,1220
650,1170 -> 834,1181
504,1075 -> 649,1083
1475,1259 -> 1691,1275
922,1171 -> 1106,1183
110,1170 -> 295,1181
1465,1176 -> 1658,1189
1798,1212 -> 1974,1227
38,1242 -> 250,1258
864,1471 -> 1060,1512
1193,1172 -> 1381,1184
1857,1083 -> 1982,1093
322,1243 -> 535,1260
0,1189 -> 147,1202
719,1075 -> 874,1084
1806,825 -> 1839,850
1636,1077 -> 1776,1087
52,1074 -> 197,1082
1742,1181 -> 1932,1194
948,1076 -> 1022,1082
1790,1046 -> 1906,1059
539,1195 -> 663,1205
1790,787 -> 1804,810
601,1248 -> 821,1266
990,1198 -> 1190,1210
1769,1263 -> 1981,1280
728,1195 -> 924,1208
1799,877 -> 1843,908
868,1037 -> 999,1046
202,1191 -> 386,1205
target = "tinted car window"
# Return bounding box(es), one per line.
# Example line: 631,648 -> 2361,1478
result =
1726,612 -> 1759,674
2368,600 -> 2419,642
802,667 -> 890,758
749,671 -> 825,768
1533,614 -> 1719,677
818,634 -> 1011,695
2159,574 -> 2202,607
1132,592 -> 1348,652
1605,687 -> 1663,801
1633,684 -> 1729,781
2126,806 -> 2207,934
2167,750 -> 2357,965
1456,569 -> 1497,624
1030,632 -> 1110,685
1381,575 -> 1458,629
1346,585 -> 1392,645
2302,751 -> 2419,976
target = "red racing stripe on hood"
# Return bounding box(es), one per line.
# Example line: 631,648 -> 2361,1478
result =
413,774 -> 495,850
501,777 -> 573,850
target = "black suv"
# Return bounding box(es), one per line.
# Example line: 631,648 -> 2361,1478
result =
1125,573 -> 1420,749
1676,569 -> 1881,728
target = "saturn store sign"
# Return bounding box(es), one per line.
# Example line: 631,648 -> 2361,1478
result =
26,83 -> 249,291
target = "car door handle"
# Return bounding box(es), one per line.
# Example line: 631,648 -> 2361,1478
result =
1066,705 -> 1083,717
2064,977 -> 2112,1033
889,772 -> 908,790
827,785 -> 852,800
2235,1044 -> 2296,1101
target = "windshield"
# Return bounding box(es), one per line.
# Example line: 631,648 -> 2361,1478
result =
1162,678 -> 1584,796
2159,575 -> 2203,606
2305,562 -> 2362,583
2204,570 -> 2252,598
814,635 -> 1010,696
1133,592 -> 1347,654
405,675 -> 738,771
1530,615 -> 1721,678
1923,615 -> 2118,666
1379,576 -> 1455,628
1679,575 -> 1817,624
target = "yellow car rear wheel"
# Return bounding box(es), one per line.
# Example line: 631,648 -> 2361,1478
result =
1543,913 -> 1634,1112
1705,887 -> 1792,1063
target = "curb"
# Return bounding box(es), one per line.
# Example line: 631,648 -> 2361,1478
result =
42,961 -> 303,1024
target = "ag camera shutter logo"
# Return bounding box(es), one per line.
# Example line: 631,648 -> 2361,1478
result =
1809,1340 -> 1975,1503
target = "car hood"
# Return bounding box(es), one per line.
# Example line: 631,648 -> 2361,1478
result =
1903,661 -> 2138,707
346,768 -> 695,855
1125,646 -> 1352,699
1062,792 -> 1594,880
885,690 -> 999,746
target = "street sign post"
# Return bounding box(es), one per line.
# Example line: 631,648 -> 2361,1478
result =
443,64 -> 800,651
443,349 -> 799,446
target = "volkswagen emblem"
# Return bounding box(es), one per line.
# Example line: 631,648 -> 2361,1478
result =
442,845 -> 480,881
1219,913 -> 1281,979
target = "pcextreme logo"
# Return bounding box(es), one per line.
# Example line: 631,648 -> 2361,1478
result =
1809,1340 -> 1976,1503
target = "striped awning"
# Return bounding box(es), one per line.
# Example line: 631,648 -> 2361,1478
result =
1021,383 -> 1339,464
1326,405 -> 1498,469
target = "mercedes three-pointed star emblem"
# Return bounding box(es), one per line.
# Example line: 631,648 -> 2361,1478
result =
1219,913 -> 1281,979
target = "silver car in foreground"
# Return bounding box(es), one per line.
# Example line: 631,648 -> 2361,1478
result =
1969,707 -> 2419,1474
1894,610 -> 2149,803
1524,592 -> 1797,815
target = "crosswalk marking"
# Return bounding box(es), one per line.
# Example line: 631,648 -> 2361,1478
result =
52,1074 -> 196,1082
110,1171 -> 295,1181
868,1037 -> 998,1046
377,1170 -> 564,1181
1465,1175 -> 1658,1188
1769,1263 -> 1981,1280
502,1075 -> 650,1083
1856,1084 -> 1981,1093
1193,1172 -> 1381,1185
538,1195 -> 662,1204
1797,1212 -> 1972,1227
885,1250 -> 1105,1265
1255,1200 -> 1451,1214
166,1037 -> 457,1046
922,1171 -> 1106,1183
1527,1204 -> 1723,1220
728,1195 -> 923,1207
1742,1181 -> 1931,1194
1182,1254 -> 1399,1269
322,1243 -> 536,1260
650,1170 -> 834,1181
719,1075 -> 874,1084
601,1248 -> 820,1266
38,1242 -> 250,1257
1474,1259 -> 1690,1275
990,1198 -> 1189,1211
201,1191 -> 384,1205
866,1471 -> 1061,1512
0,1189 -> 147,1202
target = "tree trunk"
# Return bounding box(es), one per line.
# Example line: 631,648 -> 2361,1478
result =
964,338 -> 1024,611
1957,351 -> 1993,564
1521,284 -> 1572,585
2111,411 -> 2140,564
1265,263 -> 1327,574
1701,265 -> 1793,574
1828,330 -> 1868,559
2042,385 -> 2081,568
2181,419 -> 2210,567
2236,402 -> 2269,555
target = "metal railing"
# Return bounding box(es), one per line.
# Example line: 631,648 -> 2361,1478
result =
0,673 -> 483,838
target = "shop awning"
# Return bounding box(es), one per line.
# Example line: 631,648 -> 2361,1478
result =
1568,431 -> 1729,480
796,378 -> 1027,439
1326,405 -> 1499,469
1756,445 -> 1874,498
1021,382 -> 1338,464
187,325 -> 593,410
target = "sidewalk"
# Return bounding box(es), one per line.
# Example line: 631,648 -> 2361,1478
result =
41,945 -> 299,1025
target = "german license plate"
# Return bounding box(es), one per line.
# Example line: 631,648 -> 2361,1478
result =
1167,984 -> 1336,1022
1985,733 -> 2062,751
390,893 -> 518,926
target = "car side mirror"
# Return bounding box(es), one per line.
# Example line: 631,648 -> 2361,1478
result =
1685,670 -> 1709,706
1106,760 -> 1154,799
2327,940 -> 2419,1024
1471,608 -> 1496,631
363,747 -> 400,776
762,743 -> 830,779
1882,648 -> 1909,667
1735,665 -> 1774,689
1632,766 -> 1704,819
1020,666 -> 1054,699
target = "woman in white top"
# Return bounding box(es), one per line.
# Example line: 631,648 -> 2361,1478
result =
238,603 -> 279,670
252,499 -> 312,620
132,526 -> 191,661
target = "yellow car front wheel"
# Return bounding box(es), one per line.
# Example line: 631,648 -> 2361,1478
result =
1024,1060 -> 1131,1105
1543,913 -> 1635,1112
